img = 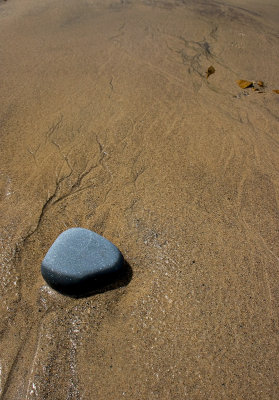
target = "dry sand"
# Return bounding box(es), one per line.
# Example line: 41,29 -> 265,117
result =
0,0 -> 279,398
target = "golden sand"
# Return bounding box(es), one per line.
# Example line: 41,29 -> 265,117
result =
0,0 -> 278,398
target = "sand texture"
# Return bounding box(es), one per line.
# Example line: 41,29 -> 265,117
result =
0,0 -> 279,398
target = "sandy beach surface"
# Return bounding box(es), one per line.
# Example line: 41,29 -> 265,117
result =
0,0 -> 279,398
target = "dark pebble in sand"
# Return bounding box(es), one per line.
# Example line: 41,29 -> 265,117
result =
41,228 -> 124,297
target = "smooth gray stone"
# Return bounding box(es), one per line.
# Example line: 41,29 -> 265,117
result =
41,228 -> 124,296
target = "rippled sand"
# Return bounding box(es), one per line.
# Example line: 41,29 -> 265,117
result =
0,0 -> 279,398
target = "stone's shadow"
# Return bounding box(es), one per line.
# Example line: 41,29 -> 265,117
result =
71,260 -> 133,299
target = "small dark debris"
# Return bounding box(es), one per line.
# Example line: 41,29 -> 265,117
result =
206,65 -> 215,79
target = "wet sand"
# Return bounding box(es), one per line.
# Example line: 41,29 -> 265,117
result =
0,0 -> 279,398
